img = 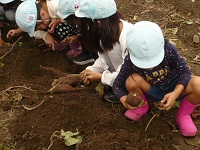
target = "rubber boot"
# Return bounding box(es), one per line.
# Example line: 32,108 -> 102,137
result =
176,97 -> 198,136
124,94 -> 149,122
66,41 -> 82,59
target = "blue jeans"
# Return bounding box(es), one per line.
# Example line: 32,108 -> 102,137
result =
144,78 -> 184,102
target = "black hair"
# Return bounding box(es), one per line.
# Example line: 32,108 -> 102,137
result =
64,14 -> 77,22
79,18 -> 102,52
1,0 -> 21,10
80,11 -> 123,53
36,3 -> 42,20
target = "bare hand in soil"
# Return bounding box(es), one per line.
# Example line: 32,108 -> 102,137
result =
61,35 -> 80,45
154,101 -> 164,109
80,70 -> 101,84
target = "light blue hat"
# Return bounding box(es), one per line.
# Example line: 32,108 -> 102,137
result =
1,0 -> 14,4
57,0 -> 80,19
15,0 -> 37,37
127,21 -> 165,69
75,0 -> 117,19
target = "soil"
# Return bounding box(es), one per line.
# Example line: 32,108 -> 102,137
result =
1,0 -> 200,150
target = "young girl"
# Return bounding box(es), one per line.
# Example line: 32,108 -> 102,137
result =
57,0 -> 97,65
7,0 -> 82,58
113,21 -> 200,137
74,0 -> 133,102
0,0 -> 21,47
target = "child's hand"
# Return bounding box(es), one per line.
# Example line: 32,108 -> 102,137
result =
36,23 -> 49,30
159,92 -> 177,110
120,95 -> 139,110
80,70 -> 92,84
45,33 -> 58,51
7,28 -> 22,38
61,35 -> 80,45
48,18 -> 62,33
80,70 -> 101,84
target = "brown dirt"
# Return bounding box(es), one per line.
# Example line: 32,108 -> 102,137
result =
1,0 -> 200,149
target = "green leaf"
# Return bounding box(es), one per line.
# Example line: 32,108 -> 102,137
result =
0,144 -> 10,150
4,147 -> 10,150
61,130 -> 80,139
171,27 -> 178,35
64,136 -> 83,146
61,129 -> 83,146
95,82 -> 105,95
0,62 -> 4,68
18,42 -> 23,46
193,35 -> 200,43
184,20 -> 193,25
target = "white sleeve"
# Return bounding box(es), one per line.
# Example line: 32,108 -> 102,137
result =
101,58 -> 126,86
86,53 -> 121,87
86,53 -> 109,73
34,30 -> 48,41
101,70 -> 119,86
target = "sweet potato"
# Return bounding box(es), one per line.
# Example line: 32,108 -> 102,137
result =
51,75 -> 81,87
126,92 -> 143,107
49,83 -> 83,93
40,65 -> 69,77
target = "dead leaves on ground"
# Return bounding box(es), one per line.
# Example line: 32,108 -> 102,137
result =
191,54 -> 200,65
125,0 -> 200,66
0,85 -> 43,112
0,66 -> 86,114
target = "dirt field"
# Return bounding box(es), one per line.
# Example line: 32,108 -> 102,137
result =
1,0 -> 200,149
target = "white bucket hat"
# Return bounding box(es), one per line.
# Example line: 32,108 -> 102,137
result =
57,0 -> 80,19
127,21 -> 165,69
15,0 -> 37,37
75,0 -> 117,19
1,0 -> 14,4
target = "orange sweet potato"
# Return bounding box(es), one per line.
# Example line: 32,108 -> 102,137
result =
51,75 -> 81,87
49,83 -> 83,93
40,65 -> 69,77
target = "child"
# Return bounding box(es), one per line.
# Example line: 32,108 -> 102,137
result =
74,0 -> 134,103
45,0 -> 97,93
7,0 -> 57,50
0,0 -> 21,47
7,0 -> 82,58
57,0 -> 97,65
113,21 -> 200,137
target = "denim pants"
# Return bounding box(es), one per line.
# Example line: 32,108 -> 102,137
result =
144,78 -> 184,102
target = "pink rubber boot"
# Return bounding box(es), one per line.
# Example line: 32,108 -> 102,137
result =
176,97 -> 198,136
124,94 -> 149,122
66,41 -> 82,59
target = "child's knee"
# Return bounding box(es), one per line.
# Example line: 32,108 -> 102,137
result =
190,76 -> 200,88
185,76 -> 200,97
192,77 -> 200,95
125,75 -> 139,92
